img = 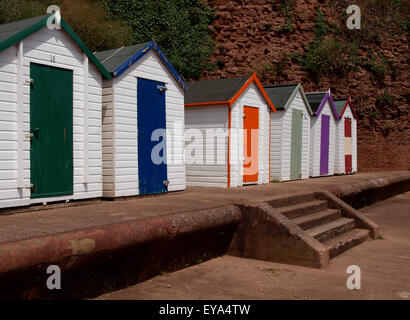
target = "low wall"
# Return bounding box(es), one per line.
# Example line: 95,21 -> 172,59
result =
0,206 -> 241,299
327,173 -> 410,209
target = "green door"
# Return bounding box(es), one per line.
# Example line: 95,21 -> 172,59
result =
290,109 -> 303,180
30,63 -> 73,199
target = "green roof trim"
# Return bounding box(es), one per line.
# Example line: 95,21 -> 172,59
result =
287,84 -> 313,116
0,14 -> 112,80
0,15 -> 50,53
60,19 -> 112,80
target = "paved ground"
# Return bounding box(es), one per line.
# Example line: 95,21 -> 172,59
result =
0,171 -> 406,244
97,191 -> 410,300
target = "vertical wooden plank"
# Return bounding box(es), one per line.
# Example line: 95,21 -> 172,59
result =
83,53 -> 89,184
17,41 -> 24,189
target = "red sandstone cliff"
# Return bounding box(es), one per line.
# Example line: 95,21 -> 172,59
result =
202,0 -> 409,171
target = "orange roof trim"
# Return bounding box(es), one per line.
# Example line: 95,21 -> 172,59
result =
184,73 -> 276,112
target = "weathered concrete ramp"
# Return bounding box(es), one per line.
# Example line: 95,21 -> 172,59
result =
228,191 -> 379,268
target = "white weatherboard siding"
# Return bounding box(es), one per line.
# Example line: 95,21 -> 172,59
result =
102,50 -> 185,197
102,81 -> 115,197
335,107 -> 357,174
270,91 -> 310,181
352,114 -> 357,172
270,110 -> 283,181
0,27 -> 103,209
185,105 -> 228,187
230,83 -> 270,187
309,100 -> 336,177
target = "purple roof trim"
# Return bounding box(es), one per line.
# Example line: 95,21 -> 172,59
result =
315,91 -> 340,121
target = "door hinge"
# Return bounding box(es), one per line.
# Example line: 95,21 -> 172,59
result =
30,183 -> 34,191
26,78 -> 34,87
157,85 -> 167,93
163,180 -> 169,187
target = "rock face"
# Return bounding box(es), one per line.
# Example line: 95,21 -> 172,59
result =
202,0 -> 409,171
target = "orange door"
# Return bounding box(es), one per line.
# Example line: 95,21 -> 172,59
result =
243,106 -> 259,183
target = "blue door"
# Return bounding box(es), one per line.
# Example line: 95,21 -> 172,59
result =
137,78 -> 168,195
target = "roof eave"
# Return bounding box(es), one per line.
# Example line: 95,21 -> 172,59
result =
0,14 -> 51,54
111,40 -> 187,91
230,73 -> 276,112
60,19 -> 112,80
283,83 -> 313,115
314,91 -> 340,120
0,14 -> 113,80
341,96 -> 358,120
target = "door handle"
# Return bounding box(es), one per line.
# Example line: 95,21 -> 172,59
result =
31,128 -> 40,139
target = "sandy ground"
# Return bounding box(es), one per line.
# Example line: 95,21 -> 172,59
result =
97,191 -> 410,300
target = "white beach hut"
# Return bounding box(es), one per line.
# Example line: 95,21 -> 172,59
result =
305,90 -> 340,178
184,74 -> 276,188
0,14 -> 109,209
264,83 -> 313,181
95,41 -> 187,197
334,97 -> 358,174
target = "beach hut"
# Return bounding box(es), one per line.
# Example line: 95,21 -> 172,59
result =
95,41 -> 187,197
334,97 -> 358,174
264,83 -> 313,181
184,73 -> 276,188
0,13 -> 110,209
306,90 -> 339,177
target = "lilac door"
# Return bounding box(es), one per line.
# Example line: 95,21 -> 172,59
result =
320,115 -> 330,175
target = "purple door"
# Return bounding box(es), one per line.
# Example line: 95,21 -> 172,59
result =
320,115 -> 330,175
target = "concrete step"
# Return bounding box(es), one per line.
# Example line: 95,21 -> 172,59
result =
277,200 -> 329,219
324,228 -> 370,259
268,192 -> 316,208
292,209 -> 342,231
307,218 -> 356,242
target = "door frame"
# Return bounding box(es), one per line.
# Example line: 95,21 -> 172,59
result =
344,117 -> 352,174
137,77 -> 168,195
319,114 -> 330,176
290,109 -> 303,180
243,105 -> 259,184
30,62 -> 74,200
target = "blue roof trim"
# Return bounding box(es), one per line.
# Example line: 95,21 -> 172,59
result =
112,40 -> 187,91
152,41 -> 187,91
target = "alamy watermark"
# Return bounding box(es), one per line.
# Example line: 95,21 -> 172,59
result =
346,265 -> 361,290
46,265 -> 61,290
46,5 -> 61,30
346,5 -> 361,30
151,124 -> 260,176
